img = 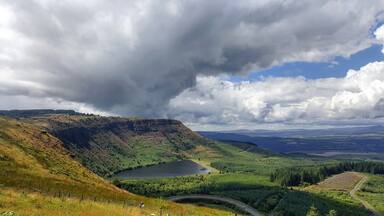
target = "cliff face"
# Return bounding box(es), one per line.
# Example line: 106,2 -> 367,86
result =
14,112 -> 210,176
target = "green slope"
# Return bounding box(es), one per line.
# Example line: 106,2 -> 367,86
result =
0,116 -> 231,216
20,113 -> 222,176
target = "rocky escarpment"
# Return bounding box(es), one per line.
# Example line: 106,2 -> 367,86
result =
12,111 -> 210,176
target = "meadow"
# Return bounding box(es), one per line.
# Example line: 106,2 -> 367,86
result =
193,141 -> 337,176
0,188 -> 232,216
115,141 -> 383,215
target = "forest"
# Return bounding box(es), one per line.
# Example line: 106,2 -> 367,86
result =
270,161 -> 384,186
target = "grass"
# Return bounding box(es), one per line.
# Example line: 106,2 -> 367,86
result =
196,141 -> 338,176
291,172 -> 373,216
303,172 -> 384,215
117,136 -> 180,169
0,188 -> 232,216
0,188 -> 145,216
357,174 -> 384,214
0,117 -> 232,215
274,190 -> 369,216
117,173 -> 278,197
0,117 -> 133,202
118,171 -> 372,215
188,202 -> 243,215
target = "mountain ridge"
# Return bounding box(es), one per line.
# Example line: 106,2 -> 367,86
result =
0,110 -> 216,176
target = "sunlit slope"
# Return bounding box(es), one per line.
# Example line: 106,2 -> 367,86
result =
0,117 -> 231,216
0,116 -> 130,200
0,188 -> 232,216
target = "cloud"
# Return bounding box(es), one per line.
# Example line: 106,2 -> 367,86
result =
0,0 -> 383,117
0,94 -> 109,116
168,61 -> 384,128
375,24 -> 384,53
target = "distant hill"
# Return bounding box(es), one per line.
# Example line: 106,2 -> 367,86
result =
0,109 -> 79,118
199,131 -> 259,144
204,125 -> 384,138
199,129 -> 384,155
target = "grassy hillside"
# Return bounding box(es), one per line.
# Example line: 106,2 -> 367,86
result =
0,188 -> 232,216
20,113 -> 221,176
0,117 -> 121,200
0,116 -> 231,216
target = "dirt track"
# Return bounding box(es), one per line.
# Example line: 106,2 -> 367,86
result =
350,175 -> 381,216
169,194 -> 262,216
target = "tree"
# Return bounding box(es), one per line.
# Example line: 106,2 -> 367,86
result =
112,178 -> 122,186
306,205 -> 320,216
327,209 -> 337,216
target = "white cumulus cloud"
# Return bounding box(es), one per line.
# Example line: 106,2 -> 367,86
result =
375,24 -> 384,53
169,61 -> 384,129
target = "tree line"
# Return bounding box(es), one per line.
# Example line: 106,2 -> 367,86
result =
270,161 -> 384,186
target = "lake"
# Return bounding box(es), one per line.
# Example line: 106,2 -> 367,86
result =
114,160 -> 211,179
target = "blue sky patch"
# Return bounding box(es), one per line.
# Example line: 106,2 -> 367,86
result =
230,44 -> 384,82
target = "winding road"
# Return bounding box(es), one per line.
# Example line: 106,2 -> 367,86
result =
169,195 -> 262,216
350,175 -> 381,216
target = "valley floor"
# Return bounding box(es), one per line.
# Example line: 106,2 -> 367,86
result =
116,141 -> 384,216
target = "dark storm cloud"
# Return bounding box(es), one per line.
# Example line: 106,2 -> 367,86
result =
0,0 -> 383,117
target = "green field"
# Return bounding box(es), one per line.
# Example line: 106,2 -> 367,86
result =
357,174 -> 384,214
193,141 -> 337,175
117,172 -> 373,215
115,141 -> 383,216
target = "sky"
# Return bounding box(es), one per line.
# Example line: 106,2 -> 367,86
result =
0,0 -> 384,130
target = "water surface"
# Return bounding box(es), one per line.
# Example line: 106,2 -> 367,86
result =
114,160 -> 210,179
